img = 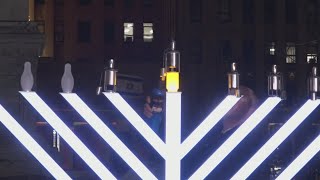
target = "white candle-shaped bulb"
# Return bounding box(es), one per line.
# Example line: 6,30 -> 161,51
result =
61,63 -> 74,93
20,62 -> 34,92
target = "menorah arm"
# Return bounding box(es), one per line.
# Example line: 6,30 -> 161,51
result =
180,95 -> 241,158
104,92 -> 167,158
61,93 -> 157,180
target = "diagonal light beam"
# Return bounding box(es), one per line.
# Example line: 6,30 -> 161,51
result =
166,92 -> 182,180
276,132 -> 320,180
189,97 -> 281,180
231,99 -> 320,180
180,95 -> 241,159
61,93 -> 157,180
0,105 -> 71,180
20,91 -> 116,180
103,92 -> 166,158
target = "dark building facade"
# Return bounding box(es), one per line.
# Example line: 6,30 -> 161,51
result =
32,0 -> 320,178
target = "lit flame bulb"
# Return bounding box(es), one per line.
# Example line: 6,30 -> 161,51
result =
166,71 -> 179,92
20,61 -> 34,92
61,63 -> 74,93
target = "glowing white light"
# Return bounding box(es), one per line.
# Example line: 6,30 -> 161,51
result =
20,92 -> 116,180
190,97 -> 281,180
166,92 -> 182,180
103,92 -> 167,158
180,95 -> 241,158
0,105 -> 71,180
276,133 -> 320,180
232,99 -> 320,180
61,93 -> 157,180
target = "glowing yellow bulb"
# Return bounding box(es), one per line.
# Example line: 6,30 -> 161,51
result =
166,72 -> 179,92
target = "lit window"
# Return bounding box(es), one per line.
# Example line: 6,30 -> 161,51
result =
143,23 -> 153,42
286,43 -> 296,63
306,45 -> 317,63
269,42 -> 275,55
307,54 -> 317,63
124,23 -> 134,42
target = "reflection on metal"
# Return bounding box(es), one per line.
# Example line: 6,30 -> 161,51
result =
228,62 -> 240,97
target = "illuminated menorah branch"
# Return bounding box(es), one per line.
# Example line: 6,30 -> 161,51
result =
6,57 -> 318,179
0,105 -> 71,180
276,130 -> 320,179
20,91 -> 116,179
61,93 -> 157,180
232,67 -> 320,180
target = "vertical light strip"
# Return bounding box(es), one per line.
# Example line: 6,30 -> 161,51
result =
165,92 -> 181,180
180,95 -> 241,158
20,92 -> 116,180
276,133 -> 320,180
232,99 -> 320,180
61,93 -> 157,180
0,105 -> 71,180
189,97 -> 281,180
103,92 -> 166,158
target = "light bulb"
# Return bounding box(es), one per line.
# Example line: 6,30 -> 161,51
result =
20,61 -> 34,92
61,63 -> 74,93
166,71 -> 179,92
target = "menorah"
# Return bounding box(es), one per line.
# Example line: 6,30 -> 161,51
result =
0,59 -> 320,179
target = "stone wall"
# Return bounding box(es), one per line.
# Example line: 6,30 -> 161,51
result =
0,21 -> 45,177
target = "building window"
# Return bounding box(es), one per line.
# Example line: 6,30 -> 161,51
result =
124,0 -> 134,8
307,54 -> 317,63
286,43 -> 296,63
104,0 -> 114,6
264,0 -> 275,24
306,45 -> 318,63
143,0 -> 152,7
143,23 -> 153,42
55,22 -> 64,42
269,42 -> 276,55
243,0 -> 255,24
217,0 -> 232,23
79,0 -> 91,6
305,0 -> 317,24
35,0 -> 45,5
243,40 -> 255,65
189,40 -> 202,63
222,40 -> 232,63
265,42 -> 276,65
104,22 -> 115,43
190,0 -> 202,23
78,21 -> 91,43
285,0 -> 297,24
124,23 -> 134,42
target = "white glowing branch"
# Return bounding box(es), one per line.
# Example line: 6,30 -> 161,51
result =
189,97 -> 281,180
232,99 -> 320,180
103,92 -> 166,158
0,105 -> 71,180
61,93 -> 157,180
20,92 -> 116,180
166,92 -> 182,180
180,95 -> 241,158
276,133 -> 320,180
